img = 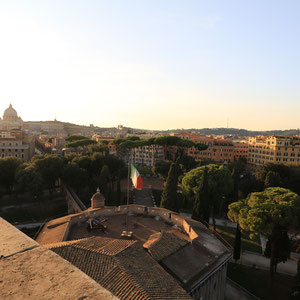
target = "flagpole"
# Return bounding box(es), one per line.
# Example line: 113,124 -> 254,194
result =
126,152 -> 130,235
127,153 -> 130,206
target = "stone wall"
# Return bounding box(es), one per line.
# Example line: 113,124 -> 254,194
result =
190,262 -> 228,300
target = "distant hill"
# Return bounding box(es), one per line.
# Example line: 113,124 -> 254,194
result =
158,128 -> 300,137
24,120 -> 300,137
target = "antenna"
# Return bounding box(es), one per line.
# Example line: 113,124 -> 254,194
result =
227,118 -> 229,129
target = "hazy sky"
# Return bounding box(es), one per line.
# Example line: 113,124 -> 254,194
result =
0,1 -> 299,130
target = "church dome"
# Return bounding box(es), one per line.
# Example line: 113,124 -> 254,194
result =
3,104 -> 18,120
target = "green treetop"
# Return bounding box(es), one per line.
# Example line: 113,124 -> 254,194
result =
182,164 -> 233,228
228,187 -> 300,277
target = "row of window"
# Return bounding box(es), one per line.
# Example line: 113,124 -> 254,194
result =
277,147 -> 299,151
251,143 -> 300,150
276,158 -> 300,162
2,142 -> 20,146
1,149 -> 24,152
249,151 -> 300,158
250,157 -> 300,163
1,153 -> 24,158
276,152 -> 300,157
249,149 -> 275,154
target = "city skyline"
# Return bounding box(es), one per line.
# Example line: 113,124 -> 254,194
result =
0,1 -> 299,130
1,102 -> 299,132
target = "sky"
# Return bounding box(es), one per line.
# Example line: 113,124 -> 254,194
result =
0,0 -> 299,131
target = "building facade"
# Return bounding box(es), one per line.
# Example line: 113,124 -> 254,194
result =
248,135 -> 300,167
132,144 -> 165,167
175,131 -> 248,163
0,130 -> 35,161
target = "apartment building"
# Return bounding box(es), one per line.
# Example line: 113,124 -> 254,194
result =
174,131 -> 248,163
0,130 -> 35,161
248,136 -> 300,167
132,145 -> 164,167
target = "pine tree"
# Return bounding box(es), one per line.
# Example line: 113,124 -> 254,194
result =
116,169 -> 121,205
233,224 -> 241,262
160,162 -> 180,210
99,165 -> 110,203
264,171 -> 281,188
264,227 -> 290,276
192,167 -> 210,223
232,167 -> 239,203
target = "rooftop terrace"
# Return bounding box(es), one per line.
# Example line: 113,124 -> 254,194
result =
69,213 -> 190,244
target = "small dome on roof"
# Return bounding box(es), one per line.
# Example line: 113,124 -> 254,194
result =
91,188 -> 105,208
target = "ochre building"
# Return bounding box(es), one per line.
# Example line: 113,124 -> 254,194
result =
248,135 -> 300,167
0,129 -> 35,161
174,131 -> 248,163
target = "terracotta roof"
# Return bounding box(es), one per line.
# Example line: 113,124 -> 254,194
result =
47,236 -> 192,300
116,242 -> 192,299
47,236 -> 136,256
143,231 -> 189,261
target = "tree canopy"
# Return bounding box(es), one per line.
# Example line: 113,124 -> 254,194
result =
182,164 -> 233,199
112,135 -> 207,150
160,162 -> 180,210
192,167 -> 210,222
66,139 -> 97,148
0,157 -> 22,195
152,160 -> 171,180
228,187 -> 300,238
254,163 -> 300,195
228,187 -> 300,277
182,164 -> 233,227
65,135 -> 87,142
32,154 -> 64,195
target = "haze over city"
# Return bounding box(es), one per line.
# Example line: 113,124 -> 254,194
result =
0,0 -> 299,130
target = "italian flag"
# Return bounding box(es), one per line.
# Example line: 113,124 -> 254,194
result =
130,163 -> 143,190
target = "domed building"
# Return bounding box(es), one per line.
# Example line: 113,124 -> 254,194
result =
0,104 -> 23,130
